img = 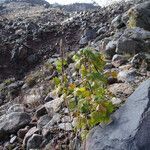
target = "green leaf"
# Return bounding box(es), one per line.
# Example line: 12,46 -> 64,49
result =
72,54 -> 80,62
69,98 -> 77,111
89,111 -> 103,127
55,59 -> 67,73
53,77 -> 61,85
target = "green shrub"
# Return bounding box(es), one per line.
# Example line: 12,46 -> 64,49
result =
53,47 -> 115,139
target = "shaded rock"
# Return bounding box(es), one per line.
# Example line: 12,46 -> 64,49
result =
107,77 -> 118,85
7,81 -> 24,97
17,126 -> 30,139
27,134 -> 43,150
42,113 -> 61,138
111,14 -> 125,29
35,106 -> 47,119
23,127 -> 39,148
44,94 -> 54,103
0,93 -> 5,106
86,79 -> 150,150
0,112 -> 31,140
27,54 -> 39,65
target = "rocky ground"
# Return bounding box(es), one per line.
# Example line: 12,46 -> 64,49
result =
0,0 -> 150,149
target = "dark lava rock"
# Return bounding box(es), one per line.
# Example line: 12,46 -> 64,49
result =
35,106 -> 47,119
0,93 -> 5,106
86,79 -> 150,150
27,134 -> 43,149
0,112 -> 31,140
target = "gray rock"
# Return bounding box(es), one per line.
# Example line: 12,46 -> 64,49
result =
7,104 -> 25,114
44,97 -> 64,113
27,134 -> 43,150
104,41 -> 117,59
58,123 -> 73,131
37,115 -> 51,129
0,112 -> 31,140
108,83 -> 133,97
79,27 -> 96,46
111,97 -> 123,105
86,79 -> 150,150
111,15 -> 125,29
97,26 -> 107,35
42,113 -> 61,138
116,27 -> 150,54
117,69 -> 137,82
44,113 -> 61,128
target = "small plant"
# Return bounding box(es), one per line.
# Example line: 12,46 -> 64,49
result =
53,47 -> 115,139
26,75 -> 37,87
3,78 -> 14,86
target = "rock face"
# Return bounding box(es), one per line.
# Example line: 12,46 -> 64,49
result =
86,79 -> 150,150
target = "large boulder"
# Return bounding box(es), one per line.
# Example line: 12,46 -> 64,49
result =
86,79 -> 150,150
0,112 -> 31,140
116,27 -> 150,54
127,1 -> 150,31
